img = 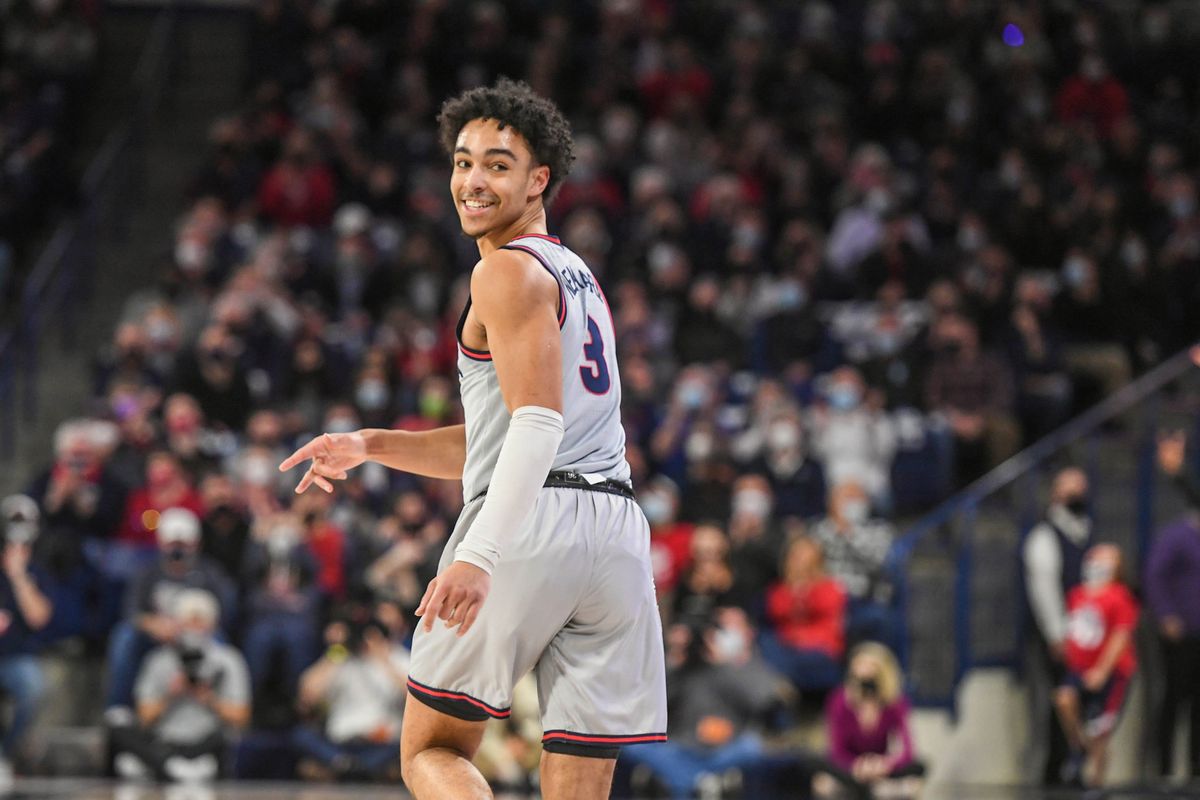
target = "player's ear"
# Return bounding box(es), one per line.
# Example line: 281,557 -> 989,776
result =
528,164 -> 550,199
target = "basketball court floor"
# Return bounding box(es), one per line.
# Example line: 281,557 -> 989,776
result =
3,779 -> 1199,800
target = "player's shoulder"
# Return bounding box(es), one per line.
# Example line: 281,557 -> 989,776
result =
470,247 -> 558,307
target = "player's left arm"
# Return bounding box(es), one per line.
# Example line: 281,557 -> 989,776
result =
416,250 -> 563,638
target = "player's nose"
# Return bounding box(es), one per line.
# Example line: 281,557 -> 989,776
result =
464,163 -> 489,193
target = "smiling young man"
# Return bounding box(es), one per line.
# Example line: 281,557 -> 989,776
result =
279,79 -> 667,799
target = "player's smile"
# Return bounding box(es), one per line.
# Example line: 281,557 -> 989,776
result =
460,195 -> 497,217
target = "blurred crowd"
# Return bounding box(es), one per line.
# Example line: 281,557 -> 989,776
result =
0,0 -> 98,310
4,0 -> 1200,794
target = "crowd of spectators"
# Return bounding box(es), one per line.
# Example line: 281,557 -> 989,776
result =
7,0 -> 1200,793
0,0 -> 98,311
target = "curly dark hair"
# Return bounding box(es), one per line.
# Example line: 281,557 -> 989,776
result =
437,78 -> 575,204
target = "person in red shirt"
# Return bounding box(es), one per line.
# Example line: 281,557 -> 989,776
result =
758,536 -> 846,692
1054,543 -> 1138,788
118,451 -> 205,550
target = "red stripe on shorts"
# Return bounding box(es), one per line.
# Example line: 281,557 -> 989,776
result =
542,730 -> 667,745
406,678 -> 511,718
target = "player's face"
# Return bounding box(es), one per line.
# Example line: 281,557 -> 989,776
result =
450,118 -> 549,241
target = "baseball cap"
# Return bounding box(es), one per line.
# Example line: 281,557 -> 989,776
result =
157,507 -> 201,545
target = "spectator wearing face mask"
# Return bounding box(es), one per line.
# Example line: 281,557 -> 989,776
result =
111,589 -> 250,783
161,393 -> 223,480
0,496 -> 54,781
671,525 -> 735,629
726,474 -> 784,611
27,419 -> 126,547
924,312 -> 1019,485
116,452 -> 205,554
1054,544 -> 1138,788
817,643 -> 924,798
293,610 -> 410,783
105,509 -> 236,717
240,513 -> 321,727
198,474 -> 251,582
1021,467 -> 1093,785
810,366 -> 897,512
753,412 -> 826,521
351,364 -> 395,429
1052,248 -> 1130,411
640,476 -> 696,601
619,609 -> 792,799
650,366 -> 719,488
760,536 -> 846,692
170,325 -> 252,432
811,481 -> 897,650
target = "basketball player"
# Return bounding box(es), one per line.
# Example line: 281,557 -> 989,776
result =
279,79 -> 667,799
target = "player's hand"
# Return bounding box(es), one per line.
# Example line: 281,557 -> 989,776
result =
278,431 -> 367,494
415,561 -> 490,638
1082,667 -> 1107,691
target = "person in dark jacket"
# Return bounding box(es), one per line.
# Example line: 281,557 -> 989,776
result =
1021,467 -> 1093,785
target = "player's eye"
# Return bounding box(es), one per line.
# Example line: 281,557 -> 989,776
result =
455,159 -> 470,169
489,163 -> 508,172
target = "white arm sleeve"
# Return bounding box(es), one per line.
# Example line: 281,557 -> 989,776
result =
454,405 -> 564,574
1023,525 -> 1066,645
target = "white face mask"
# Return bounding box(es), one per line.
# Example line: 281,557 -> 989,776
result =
1082,559 -> 1114,587
841,499 -> 869,524
640,494 -> 672,526
733,490 -> 772,520
711,626 -> 746,662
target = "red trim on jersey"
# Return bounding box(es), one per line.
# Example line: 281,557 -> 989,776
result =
406,678 -> 511,718
509,233 -> 561,244
501,244 -> 567,328
458,342 -> 493,362
542,730 -> 668,745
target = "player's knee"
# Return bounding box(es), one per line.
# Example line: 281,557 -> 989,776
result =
1053,686 -> 1076,710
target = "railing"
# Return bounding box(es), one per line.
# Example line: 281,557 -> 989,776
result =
892,343 -> 1200,709
0,2 -> 180,459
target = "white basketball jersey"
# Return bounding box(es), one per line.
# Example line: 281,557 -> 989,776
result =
456,234 -> 631,501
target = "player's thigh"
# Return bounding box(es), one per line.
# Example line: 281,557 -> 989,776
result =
537,493 -> 667,748
409,490 -> 591,716
540,750 -> 616,800
401,696 -> 487,764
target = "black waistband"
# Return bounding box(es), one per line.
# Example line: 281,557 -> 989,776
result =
471,471 -> 635,503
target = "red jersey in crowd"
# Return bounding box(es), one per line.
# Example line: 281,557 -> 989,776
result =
765,577 -> 847,659
1064,582 -> 1138,677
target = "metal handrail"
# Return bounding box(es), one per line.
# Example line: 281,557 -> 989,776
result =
893,342 -> 1200,558
0,1 -> 180,459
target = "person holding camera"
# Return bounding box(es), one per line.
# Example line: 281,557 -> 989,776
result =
818,642 -> 923,798
291,608 -> 409,782
111,588 -> 249,782
0,496 -> 54,780
105,508 -> 236,716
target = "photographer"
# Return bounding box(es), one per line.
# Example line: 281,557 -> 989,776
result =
0,496 -> 54,778
111,589 -> 249,783
105,508 -> 236,716
292,606 -> 409,782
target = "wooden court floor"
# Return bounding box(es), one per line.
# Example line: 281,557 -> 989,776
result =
2,779 -> 1199,799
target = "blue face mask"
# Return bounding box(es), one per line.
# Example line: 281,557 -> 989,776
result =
827,385 -> 861,411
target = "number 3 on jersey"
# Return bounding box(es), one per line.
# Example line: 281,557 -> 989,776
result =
580,316 -> 611,394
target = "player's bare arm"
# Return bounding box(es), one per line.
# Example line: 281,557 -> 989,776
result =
279,425 -> 467,494
416,249 -> 563,638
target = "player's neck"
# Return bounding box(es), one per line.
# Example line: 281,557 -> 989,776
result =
476,205 -> 548,258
